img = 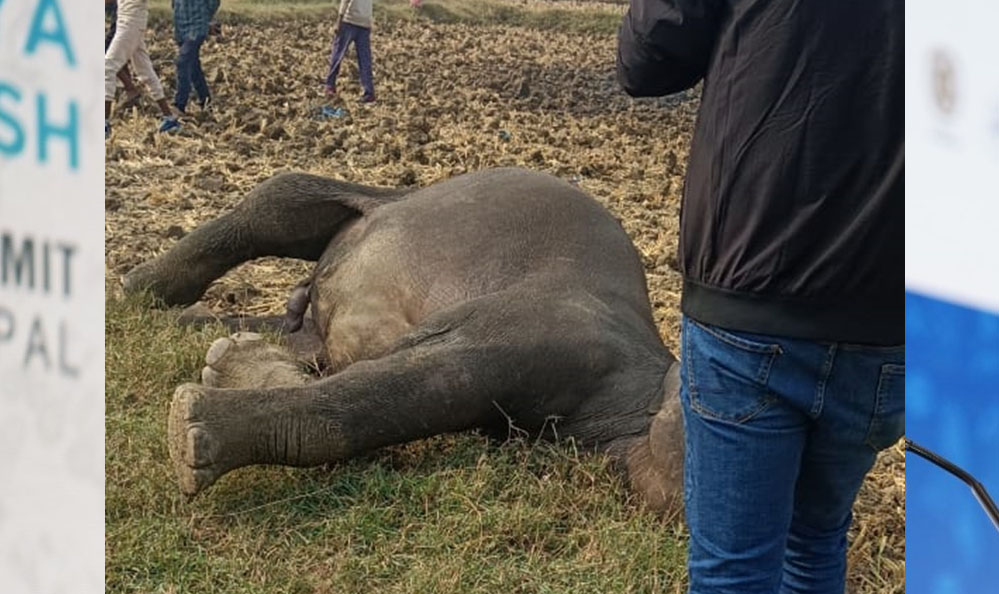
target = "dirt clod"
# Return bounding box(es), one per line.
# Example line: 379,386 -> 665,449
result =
163,225 -> 187,240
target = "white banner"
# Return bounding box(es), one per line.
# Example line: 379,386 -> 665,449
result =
0,1 -> 104,593
905,0 -> 999,313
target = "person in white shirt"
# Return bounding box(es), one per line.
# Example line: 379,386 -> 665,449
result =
323,0 -> 376,103
104,0 -> 180,137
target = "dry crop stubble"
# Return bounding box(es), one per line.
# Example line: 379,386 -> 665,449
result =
105,5 -> 903,592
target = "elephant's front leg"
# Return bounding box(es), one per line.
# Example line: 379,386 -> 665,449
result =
165,309 -> 613,498
168,341 -> 513,497
167,294 -> 624,499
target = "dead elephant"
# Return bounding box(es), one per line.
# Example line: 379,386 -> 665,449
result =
123,167 -> 684,511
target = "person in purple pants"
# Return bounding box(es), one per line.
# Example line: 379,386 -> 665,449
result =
324,0 -> 375,103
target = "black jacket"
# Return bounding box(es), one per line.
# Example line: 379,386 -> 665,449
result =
618,0 -> 903,345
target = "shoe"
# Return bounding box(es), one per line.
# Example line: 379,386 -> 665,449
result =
158,116 -> 181,133
105,120 -> 111,139
317,105 -> 347,119
358,94 -> 375,104
323,85 -> 337,98
198,96 -> 213,113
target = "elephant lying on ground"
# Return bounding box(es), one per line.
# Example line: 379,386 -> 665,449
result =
123,168 -> 684,511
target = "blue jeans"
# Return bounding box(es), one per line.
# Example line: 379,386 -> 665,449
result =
175,35 -> 210,112
680,316 -> 904,594
325,23 -> 374,99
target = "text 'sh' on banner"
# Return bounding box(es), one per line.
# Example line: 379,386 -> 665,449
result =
0,2 -> 104,593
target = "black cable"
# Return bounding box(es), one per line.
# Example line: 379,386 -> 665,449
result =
904,437 -> 999,534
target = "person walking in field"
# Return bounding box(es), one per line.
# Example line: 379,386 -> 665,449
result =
106,1 -> 142,112
324,0 -> 376,103
104,0 -> 181,137
172,0 -> 220,114
618,0 -> 902,592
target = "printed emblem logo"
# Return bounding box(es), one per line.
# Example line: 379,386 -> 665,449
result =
931,49 -> 957,116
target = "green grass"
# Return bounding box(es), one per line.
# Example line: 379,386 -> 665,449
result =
106,294 -> 686,593
147,0 -> 625,36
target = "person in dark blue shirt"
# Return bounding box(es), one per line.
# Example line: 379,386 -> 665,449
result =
172,0 -> 221,113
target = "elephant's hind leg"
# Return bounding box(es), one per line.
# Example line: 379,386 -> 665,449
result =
178,304 -> 329,371
200,332 -> 312,390
123,172 -> 407,306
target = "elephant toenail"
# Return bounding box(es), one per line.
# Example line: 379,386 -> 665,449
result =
232,332 -> 263,343
201,366 -> 221,386
205,337 -> 234,366
186,425 -> 219,468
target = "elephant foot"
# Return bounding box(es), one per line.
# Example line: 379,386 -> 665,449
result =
122,258 -> 213,307
176,303 -> 219,327
201,332 -> 311,389
168,383 -> 231,497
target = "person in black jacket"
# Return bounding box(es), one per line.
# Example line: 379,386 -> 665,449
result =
617,1 -> 903,592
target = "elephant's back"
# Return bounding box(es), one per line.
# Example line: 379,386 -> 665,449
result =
386,167 -> 644,283
399,168 -> 614,232
312,167 -> 654,343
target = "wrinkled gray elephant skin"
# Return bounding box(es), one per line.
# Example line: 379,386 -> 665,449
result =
123,167 -> 684,512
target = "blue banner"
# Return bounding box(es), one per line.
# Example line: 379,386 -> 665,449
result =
906,291 -> 999,592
